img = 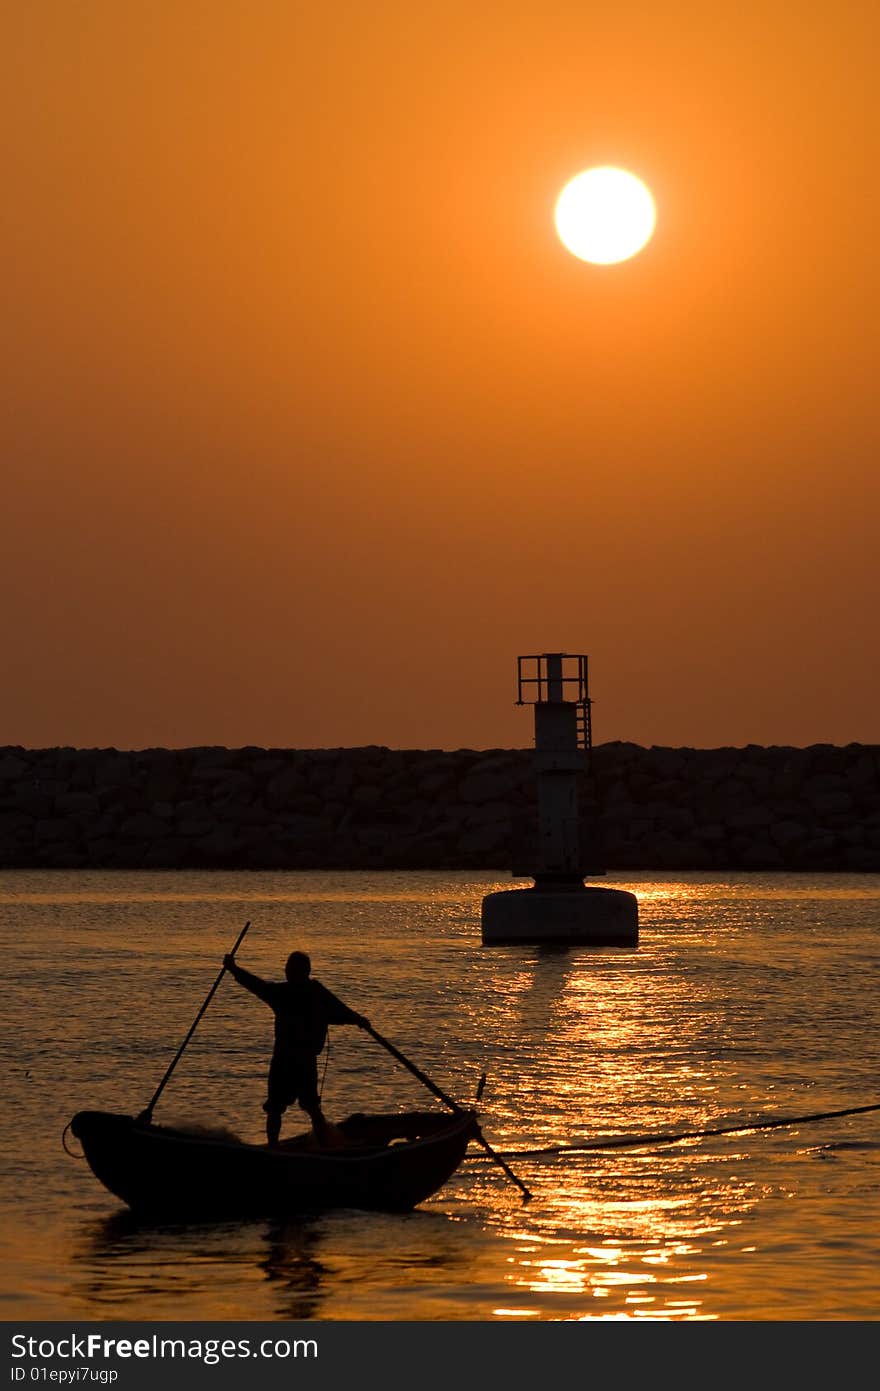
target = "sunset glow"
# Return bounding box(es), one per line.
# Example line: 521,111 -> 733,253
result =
4,6 -> 879,751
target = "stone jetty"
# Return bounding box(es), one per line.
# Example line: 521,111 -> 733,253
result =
0,743 -> 878,872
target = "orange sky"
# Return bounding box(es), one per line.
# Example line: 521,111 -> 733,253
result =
3,2 -> 878,750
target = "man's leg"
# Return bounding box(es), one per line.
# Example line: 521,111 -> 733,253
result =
263,1057 -> 288,1146
298,1054 -> 334,1144
301,1100 -> 331,1144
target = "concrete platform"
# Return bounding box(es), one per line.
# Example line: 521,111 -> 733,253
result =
481,885 -> 639,946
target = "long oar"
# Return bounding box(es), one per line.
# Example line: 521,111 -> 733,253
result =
137,920 -> 251,1124
364,1024 -> 532,1201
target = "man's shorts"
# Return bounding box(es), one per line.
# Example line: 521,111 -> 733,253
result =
263,1050 -> 320,1114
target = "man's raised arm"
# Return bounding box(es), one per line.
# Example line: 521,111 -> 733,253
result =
223,956 -> 278,1007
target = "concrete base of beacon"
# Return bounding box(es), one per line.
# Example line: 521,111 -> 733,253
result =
481,886 -> 639,946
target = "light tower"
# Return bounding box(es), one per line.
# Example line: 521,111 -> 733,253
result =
481,653 -> 638,945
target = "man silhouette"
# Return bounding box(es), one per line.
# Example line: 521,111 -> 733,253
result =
224,949 -> 369,1146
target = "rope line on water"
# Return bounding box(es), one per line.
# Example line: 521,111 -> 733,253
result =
464,1101 -> 880,1161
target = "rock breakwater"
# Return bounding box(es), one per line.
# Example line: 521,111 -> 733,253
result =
1,743 -> 878,872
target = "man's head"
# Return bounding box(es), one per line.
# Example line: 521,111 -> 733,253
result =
285,950 -> 311,984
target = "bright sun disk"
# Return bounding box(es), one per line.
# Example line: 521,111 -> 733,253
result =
554,167 -> 656,265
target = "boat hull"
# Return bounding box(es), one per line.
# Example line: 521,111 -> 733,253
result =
70,1109 -> 477,1219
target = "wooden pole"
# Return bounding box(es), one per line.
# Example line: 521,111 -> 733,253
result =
137,920 -> 251,1124
364,1023 -> 532,1201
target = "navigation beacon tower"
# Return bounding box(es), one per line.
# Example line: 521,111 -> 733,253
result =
481,653 -> 638,945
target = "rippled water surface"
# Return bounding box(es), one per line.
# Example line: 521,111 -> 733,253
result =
2,869 -> 878,1321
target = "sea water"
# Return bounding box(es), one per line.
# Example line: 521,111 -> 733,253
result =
1,869 -> 878,1321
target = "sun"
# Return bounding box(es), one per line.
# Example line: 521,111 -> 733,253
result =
554,167 -> 656,265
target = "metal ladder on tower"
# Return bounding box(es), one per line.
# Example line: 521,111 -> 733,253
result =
576,697 -> 593,756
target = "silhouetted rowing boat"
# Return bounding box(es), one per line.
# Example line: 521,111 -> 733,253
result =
70,1108 -> 478,1218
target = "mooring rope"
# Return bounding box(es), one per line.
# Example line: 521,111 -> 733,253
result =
464,1101 -> 880,1161
319,1037 -> 331,1101
61,1122 -> 86,1159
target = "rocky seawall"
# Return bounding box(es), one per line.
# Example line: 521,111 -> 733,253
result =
1,743 -> 879,872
